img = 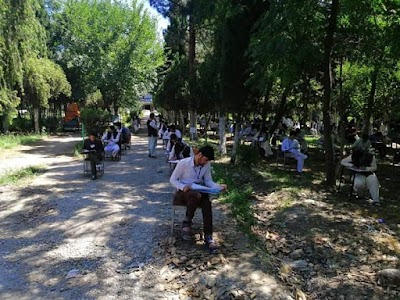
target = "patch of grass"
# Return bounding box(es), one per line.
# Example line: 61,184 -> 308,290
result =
74,141 -> 83,157
304,135 -> 320,147
0,166 -> 45,185
0,134 -> 43,149
213,162 -> 256,235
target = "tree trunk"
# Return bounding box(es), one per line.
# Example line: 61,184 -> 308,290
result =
337,57 -> 347,154
322,0 -> 339,186
269,87 -> 289,136
188,4 -> 198,140
218,113 -> 227,156
363,66 -> 379,135
230,116 -> 241,164
261,81 -> 273,128
33,106 -> 40,133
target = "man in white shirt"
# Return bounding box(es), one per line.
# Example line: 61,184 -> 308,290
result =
281,130 -> 308,173
168,124 -> 182,139
341,150 -> 380,205
170,146 -> 226,253
147,113 -> 158,158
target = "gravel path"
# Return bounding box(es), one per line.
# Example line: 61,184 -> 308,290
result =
0,133 -> 291,300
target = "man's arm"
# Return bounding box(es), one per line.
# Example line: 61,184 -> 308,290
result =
101,132 -> 108,142
341,155 -> 353,167
365,156 -> 377,172
281,139 -> 290,152
169,161 -> 188,191
203,164 -> 224,190
150,120 -> 158,130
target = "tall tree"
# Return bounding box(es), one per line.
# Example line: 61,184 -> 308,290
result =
52,0 -> 164,112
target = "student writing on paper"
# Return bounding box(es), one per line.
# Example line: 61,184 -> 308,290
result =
170,146 -> 227,254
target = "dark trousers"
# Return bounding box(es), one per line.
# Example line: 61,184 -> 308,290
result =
88,152 -> 102,176
173,190 -> 213,236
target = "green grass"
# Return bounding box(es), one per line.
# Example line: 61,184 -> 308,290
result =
0,134 -> 43,149
213,162 -> 256,236
74,141 -> 83,157
304,135 -> 320,147
0,166 -> 45,185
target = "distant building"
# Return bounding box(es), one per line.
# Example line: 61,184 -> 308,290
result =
140,94 -> 154,111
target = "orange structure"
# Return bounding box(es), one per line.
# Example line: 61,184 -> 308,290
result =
64,102 -> 80,123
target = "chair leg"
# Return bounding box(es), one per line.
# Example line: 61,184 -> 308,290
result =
171,206 -> 175,235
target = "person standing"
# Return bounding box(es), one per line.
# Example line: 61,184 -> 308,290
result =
281,130 -> 308,173
170,146 -> 227,253
147,112 -> 158,158
83,132 -> 104,180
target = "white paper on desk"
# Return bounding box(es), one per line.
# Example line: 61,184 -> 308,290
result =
190,183 -> 223,195
168,160 -> 180,164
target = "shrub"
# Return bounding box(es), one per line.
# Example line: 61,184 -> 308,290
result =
42,116 -> 60,132
236,144 -> 260,166
10,117 -> 33,132
81,108 -> 112,137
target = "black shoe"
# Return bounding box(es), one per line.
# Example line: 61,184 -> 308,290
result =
92,175 -> 97,180
205,235 -> 220,254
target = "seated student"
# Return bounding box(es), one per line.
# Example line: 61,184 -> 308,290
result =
341,149 -> 380,205
253,127 -> 274,158
169,139 -> 193,161
166,133 -> 178,155
169,146 -> 227,253
101,125 -> 121,159
352,133 -> 371,152
168,124 -> 182,140
295,128 -> 308,154
83,132 -> 104,180
281,130 -> 308,173
161,123 -> 170,149
131,116 -> 139,133
120,123 -> 131,149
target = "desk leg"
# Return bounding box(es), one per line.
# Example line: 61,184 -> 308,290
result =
337,166 -> 344,192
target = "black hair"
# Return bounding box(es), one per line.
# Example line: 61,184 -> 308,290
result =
352,149 -> 373,168
199,146 -> 215,160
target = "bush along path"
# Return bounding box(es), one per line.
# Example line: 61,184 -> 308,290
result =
0,133 -> 292,300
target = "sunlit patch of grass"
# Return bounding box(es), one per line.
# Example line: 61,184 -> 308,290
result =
213,163 -> 256,235
0,165 -> 46,185
0,134 -> 43,149
74,141 -> 83,157
304,135 -> 319,147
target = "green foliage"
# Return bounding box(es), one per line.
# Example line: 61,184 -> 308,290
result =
0,165 -> 45,185
212,163 -> 255,234
0,134 -> 43,149
10,117 -> 33,132
42,116 -> 60,132
0,0 -> 48,114
52,0 -> 164,110
80,107 -> 112,136
236,144 -> 260,166
74,141 -> 83,157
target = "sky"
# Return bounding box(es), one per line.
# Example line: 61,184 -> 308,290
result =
138,0 -> 170,36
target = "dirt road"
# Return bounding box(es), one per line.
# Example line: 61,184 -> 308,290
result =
0,133 -> 291,300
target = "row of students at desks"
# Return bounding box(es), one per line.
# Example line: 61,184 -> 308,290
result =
165,134 -> 195,170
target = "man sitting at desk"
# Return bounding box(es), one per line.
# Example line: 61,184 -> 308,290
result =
341,149 -> 380,206
281,130 -> 308,173
169,139 -> 193,161
83,132 -> 104,180
170,146 -> 226,253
